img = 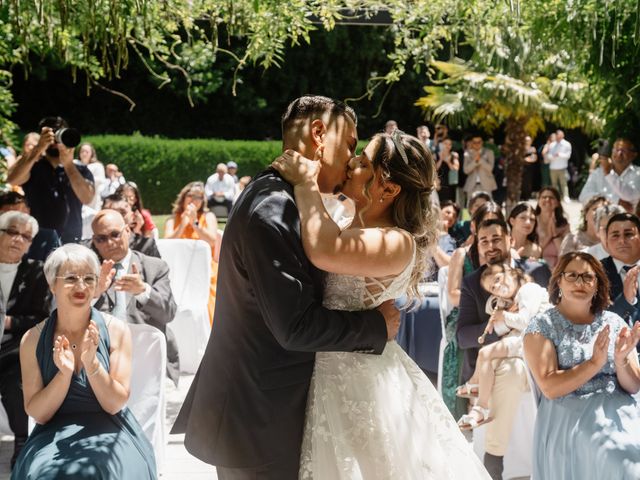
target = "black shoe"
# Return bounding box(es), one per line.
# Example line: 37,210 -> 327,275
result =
483,453 -> 504,480
10,436 -> 27,469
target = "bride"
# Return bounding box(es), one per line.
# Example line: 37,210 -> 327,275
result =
272,131 -> 490,479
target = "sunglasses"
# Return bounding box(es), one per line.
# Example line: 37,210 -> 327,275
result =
93,227 -> 126,244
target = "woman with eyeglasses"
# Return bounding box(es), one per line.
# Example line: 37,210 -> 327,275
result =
12,244 -> 156,479
165,181 -> 219,324
523,251 -> 640,479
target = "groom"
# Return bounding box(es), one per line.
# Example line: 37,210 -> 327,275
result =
171,95 -> 400,479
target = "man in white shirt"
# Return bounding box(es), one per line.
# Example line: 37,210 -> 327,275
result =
579,138 -> 640,211
205,163 -> 236,213
545,129 -> 572,202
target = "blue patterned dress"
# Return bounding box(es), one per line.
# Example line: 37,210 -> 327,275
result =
524,308 -> 640,480
11,309 -> 156,479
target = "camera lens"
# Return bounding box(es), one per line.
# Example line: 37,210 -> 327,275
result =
54,128 -> 81,148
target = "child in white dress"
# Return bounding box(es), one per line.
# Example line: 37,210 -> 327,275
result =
457,263 -> 551,429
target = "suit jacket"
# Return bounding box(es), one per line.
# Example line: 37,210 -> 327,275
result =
93,250 -> 179,383
457,258 -> 551,382
171,169 -> 387,470
462,148 -> 497,193
0,258 -> 52,359
602,256 -> 640,325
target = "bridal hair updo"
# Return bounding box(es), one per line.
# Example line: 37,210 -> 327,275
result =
364,132 -> 438,304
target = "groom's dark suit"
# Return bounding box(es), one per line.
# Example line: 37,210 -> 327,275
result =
172,170 -> 387,477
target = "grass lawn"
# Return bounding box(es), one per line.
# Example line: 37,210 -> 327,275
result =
152,214 -> 170,235
152,213 -> 227,235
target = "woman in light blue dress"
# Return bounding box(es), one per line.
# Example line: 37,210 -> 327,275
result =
524,251 -> 640,480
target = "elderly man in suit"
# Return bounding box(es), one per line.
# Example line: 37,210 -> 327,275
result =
457,218 -> 551,480
601,213 -> 640,328
91,209 -> 179,384
172,95 -> 400,480
0,211 -> 52,467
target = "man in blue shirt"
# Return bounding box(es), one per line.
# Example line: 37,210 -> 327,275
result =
7,117 -> 94,244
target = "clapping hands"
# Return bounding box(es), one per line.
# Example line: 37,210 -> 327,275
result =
53,335 -> 75,377
181,203 -> 198,227
622,265 -> 640,304
271,148 -> 322,186
80,320 -> 100,367
615,321 -> 640,366
590,324 -> 611,370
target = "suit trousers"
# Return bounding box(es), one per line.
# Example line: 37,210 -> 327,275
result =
485,357 -> 528,456
549,168 -> 569,199
216,458 -> 299,480
0,352 -> 28,438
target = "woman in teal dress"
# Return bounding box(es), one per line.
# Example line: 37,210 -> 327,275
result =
524,251 -> 640,480
444,201 -> 505,418
12,244 -> 156,479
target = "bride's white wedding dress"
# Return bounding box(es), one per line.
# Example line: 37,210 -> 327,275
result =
299,250 -> 491,479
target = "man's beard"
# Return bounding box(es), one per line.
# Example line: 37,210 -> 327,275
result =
486,250 -> 507,265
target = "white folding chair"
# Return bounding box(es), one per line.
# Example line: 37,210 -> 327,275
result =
0,399 -> 11,435
157,239 -> 212,373
128,323 -> 168,474
437,266 -> 450,395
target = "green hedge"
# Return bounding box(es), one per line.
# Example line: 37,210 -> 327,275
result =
85,134 -> 282,213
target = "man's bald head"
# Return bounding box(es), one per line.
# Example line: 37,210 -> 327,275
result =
92,209 -> 130,262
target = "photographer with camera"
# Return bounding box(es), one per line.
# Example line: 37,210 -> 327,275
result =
7,116 -> 95,244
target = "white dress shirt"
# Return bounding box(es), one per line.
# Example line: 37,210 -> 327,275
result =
548,139 -> 572,170
579,164 -> 640,205
205,173 -> 236,200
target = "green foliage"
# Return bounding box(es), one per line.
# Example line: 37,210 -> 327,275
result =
85,134 -> 281,213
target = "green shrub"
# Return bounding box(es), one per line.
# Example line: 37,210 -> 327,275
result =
85,134 -> 282,213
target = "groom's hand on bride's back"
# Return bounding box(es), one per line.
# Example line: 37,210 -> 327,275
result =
377,300 -> 401,340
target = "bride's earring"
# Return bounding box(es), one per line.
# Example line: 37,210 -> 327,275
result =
558,288 -> 563,299
379,198 -> 384,203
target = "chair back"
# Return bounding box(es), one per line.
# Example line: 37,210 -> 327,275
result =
128,323 -> 167,473
157,239 -> 212,373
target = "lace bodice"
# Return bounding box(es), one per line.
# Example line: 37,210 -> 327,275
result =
322,246 -> 416,311
524,307 -> 628,397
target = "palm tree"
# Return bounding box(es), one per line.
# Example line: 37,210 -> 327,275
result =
416,22 -> 603,210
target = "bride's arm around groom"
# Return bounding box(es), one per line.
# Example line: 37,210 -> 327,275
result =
171,95 -> 399,480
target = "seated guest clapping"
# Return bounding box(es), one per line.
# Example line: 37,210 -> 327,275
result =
12,244 -> 156,479
559,195 -> 609,256
585,204 -> 626,260
100,193 -> 160,258
524,251 -> 640,480
91,209 -> 179,384
601,213 -> 640,327
0,211 -> 52,468
165,181 -> 219,323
